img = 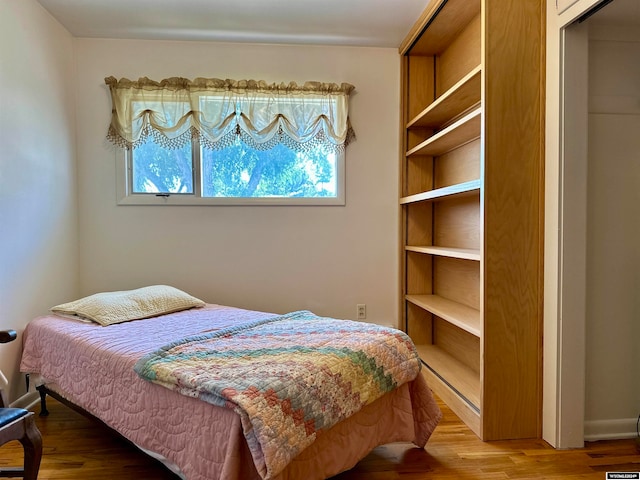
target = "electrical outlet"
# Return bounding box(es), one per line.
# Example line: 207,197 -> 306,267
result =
357,304 -> 366,320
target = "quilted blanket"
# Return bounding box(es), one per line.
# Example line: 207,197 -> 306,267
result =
134,310 -> 422,480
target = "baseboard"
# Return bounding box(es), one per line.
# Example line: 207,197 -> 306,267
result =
584,417 -> 638,441
9,391 -> 39,410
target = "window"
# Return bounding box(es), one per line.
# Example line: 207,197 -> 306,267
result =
121,134 -> 343,205
106,77 -> 354,205
131,137 -> 194,194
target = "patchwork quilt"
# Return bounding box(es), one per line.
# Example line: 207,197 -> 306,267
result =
134,310 -> 422,480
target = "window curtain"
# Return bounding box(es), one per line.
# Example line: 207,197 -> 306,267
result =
104,76 -> 356,153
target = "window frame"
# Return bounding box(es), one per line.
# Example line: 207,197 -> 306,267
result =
115,139 -> 346,206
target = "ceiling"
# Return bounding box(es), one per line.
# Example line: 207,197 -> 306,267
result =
35,0 -> 432,48
35,0 -> 640,48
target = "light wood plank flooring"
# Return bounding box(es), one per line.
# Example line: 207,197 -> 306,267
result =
1,396 -> 639,479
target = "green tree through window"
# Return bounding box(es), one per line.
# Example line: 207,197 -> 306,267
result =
131,139 -> 338,199
201,142 -> 336,198
132,139 -> 193,194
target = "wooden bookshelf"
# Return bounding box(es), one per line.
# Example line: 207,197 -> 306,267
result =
406,294 -> 480,337
408,66 -> 481,129
405,246 -> 481,261
400,179 -> 480,205
399,0 -> 544,441
406,108 -> 481,157
416,344 -> 481,409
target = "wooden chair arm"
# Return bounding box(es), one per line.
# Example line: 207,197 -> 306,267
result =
0,330 -> 17,344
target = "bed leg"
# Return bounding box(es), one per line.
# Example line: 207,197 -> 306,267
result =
36,386 -> 49,417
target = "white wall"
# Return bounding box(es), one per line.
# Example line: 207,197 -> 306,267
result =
0,0 -> 78,403
73,39 -> 400,325
584,24 -> 640,440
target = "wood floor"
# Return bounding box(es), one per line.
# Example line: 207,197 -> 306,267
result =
1,396 -> 639,479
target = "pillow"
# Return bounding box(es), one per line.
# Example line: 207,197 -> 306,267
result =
51,285 -> 205,326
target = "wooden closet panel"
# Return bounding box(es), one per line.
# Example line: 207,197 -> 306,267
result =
406,56 -> 435,121
433,257 -> 480,310
402,0 -> 481,56
406,251 -> 433,295
433,195 -> 480,250
405,155 -> 433,196
407,127 -> 434,152
481,0 -> 544,441
406,302 -> 433,345
434,318 -> 480,374
436,14 -> 481,97
434,139 -> 481,189
406,202 -> 433,246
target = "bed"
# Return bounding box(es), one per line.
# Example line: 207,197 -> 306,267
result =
19,287 -> 441,480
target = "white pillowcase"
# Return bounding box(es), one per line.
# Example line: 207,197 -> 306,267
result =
51,285 -> 205,326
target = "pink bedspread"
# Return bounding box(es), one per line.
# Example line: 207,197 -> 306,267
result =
20,304 -> 441,480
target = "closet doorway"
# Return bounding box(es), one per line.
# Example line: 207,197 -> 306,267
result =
545,0 -> 640,449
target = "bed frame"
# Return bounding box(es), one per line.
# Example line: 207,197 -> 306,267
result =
36,384 -> 131,443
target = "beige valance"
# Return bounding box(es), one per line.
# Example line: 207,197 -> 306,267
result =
105,76 -> 356,152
